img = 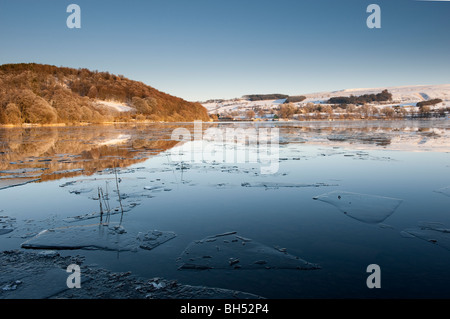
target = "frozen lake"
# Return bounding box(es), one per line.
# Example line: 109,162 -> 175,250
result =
1,119 -> 450,298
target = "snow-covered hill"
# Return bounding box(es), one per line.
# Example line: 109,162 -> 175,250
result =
302,84 -> 450,105
203,84 -> 450,115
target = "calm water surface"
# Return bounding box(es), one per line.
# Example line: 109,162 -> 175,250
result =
1,120 -> 449,298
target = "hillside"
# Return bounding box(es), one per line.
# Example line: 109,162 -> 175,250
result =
0,63 -> 210,125
301,84 -> 450,106
203,84 -> 450,119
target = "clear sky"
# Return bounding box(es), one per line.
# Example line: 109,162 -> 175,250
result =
0,0 -> 449,101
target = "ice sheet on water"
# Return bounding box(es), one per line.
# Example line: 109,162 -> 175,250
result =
59,181 -> 77,187
0,168 -> 48,174
0,174 -> 41,179
6,214 -> 62,239
119,191 -> 154,200
326,132 -> 391,146
69,188 -> 93,195
177,232 -> 320,270
0,178 -> 41,190
21,224 -> 176,252
62,203 -> 140,223
21,224 -> 134,251
61,177 -> 169,203
49,168 -> 84,175
241,182 -> 338,189
211,183 -> 234,189
0,251 -> 87,299
434,186 -> 450,198
313,191 -> 403,224
0,229 -> 13,235
0,216 -> 16,235
137,230 -> 176,250
402,222 -> 450,251
315,148 -> 393,162
144,185 -> 165,191
60,176 -> 134,188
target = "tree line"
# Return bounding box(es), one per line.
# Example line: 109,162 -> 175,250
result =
272,102 -> 449,120
243,94 -> 289,101
416,99 -> 443,107
327,90 -> 393,105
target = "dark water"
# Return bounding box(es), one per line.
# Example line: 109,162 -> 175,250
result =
1,120 -> 449,298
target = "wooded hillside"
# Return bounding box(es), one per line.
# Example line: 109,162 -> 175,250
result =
0,63 -> 210,124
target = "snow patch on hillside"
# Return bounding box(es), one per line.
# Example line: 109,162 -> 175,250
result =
96,100 -> 135,112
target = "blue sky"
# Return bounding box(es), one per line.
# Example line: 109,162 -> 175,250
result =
0,0 -> 449,101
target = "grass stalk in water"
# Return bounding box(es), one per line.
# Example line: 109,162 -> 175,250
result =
114,164 -> 124,226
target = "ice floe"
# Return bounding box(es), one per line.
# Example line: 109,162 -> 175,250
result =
402,222 -> 450,250
241,182 -> 337,189
137,230 -> 177,250
69,188 -> 93,195
0,178 -> 41,190
177,231 -> 319,270
434,186 -> 450,198
0,229 -> 13,235
62,203 -> 140,223
0,216 -> 16,235
313,191 -> 403,224
50,168 -> 84,175
21,224 -> 176,252
0,168 -> 48,174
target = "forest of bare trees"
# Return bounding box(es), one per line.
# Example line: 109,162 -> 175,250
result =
0,63 -> 210,125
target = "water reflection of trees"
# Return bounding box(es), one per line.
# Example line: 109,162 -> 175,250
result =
0,122 -> 448,183
0,124 -> 183,182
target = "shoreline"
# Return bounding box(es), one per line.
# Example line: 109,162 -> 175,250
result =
0,117 -> 447,129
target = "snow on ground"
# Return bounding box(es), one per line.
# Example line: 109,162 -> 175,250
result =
203,84 -> 450,115
96,100 -> 135,112
302,84 -> 450,105
203,99 -> 286,114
